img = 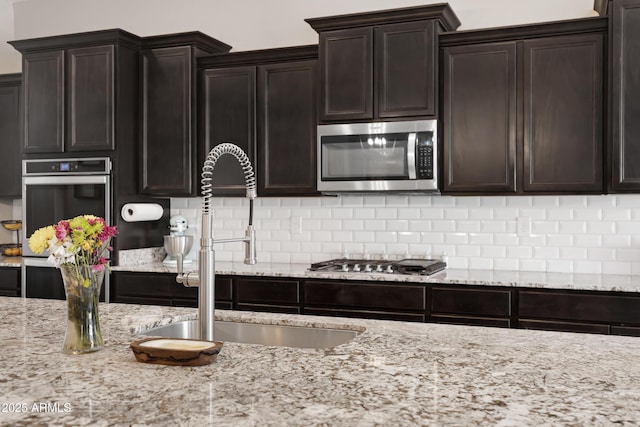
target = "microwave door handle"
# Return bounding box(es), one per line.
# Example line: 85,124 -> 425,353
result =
407,133 -> 417,179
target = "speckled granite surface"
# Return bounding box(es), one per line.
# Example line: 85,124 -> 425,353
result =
113,257 -> 640,293
2,296 -> 640,426
0,256 -> 20,267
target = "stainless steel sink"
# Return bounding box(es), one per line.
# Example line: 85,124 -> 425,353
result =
140,319 -> 361,349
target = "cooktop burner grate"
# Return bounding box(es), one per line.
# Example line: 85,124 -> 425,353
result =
309,258 -> 446,276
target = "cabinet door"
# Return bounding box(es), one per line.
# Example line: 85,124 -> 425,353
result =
235,277 -> 300,313
0,75 -> 21,197
257,60 -> 318,196
0,268 -> 20,297
442,42 -> 517,193
140,46 -> 194,196
375,20 -> 436,118
523,34 -> 604,192
319,27 -> 373,121
67,45 -> 115,151
610,0 -> 640,191
22,50 -> 64,153
201,66 -> 256,196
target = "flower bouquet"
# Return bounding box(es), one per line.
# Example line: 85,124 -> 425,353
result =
28,215 -> 117,354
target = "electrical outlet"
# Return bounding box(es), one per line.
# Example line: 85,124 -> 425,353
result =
517,216 -> 531,237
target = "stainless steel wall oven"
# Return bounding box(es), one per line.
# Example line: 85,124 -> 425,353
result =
21,157 -> 111,301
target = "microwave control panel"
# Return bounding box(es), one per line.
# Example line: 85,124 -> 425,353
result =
416,134 -> 434,179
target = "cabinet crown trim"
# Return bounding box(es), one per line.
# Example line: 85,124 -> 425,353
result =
305,3 -> 461,32
198,45 -> 318,69
141,31 -> 231,53
440,16 -> 607,46
0,73 -> 21,86
9,28 -> 141,52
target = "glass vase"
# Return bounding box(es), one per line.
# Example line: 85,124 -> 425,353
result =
60,264 -> 105,354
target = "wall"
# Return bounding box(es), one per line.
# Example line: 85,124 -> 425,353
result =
171,194 -> 640,275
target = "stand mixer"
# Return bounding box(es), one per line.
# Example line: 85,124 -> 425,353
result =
163,215 -> 193,266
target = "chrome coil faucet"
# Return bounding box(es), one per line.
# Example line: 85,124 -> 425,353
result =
166,143 -> 257,341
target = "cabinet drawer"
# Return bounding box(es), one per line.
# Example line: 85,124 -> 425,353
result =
305,307 -> 425,323
519,319 -> 610,335
519,291 -> 640,324
171,275 -> 232,301
0,268 -> 19,292
236,303 -> 300,314
431,287 -> 511,317
112,272 -> 174,298
234,277 -> 299,304
305,281 -> 425,311
432,314 -> 511,328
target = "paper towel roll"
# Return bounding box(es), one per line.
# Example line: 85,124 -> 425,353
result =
121,203 -> 164,222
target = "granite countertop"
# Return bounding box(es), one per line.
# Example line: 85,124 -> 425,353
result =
0,256 -> 21,267
113,259 -> 640,293
2,296 -> 640,426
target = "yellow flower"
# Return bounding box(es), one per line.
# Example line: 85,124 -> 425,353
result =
28,225 -> 55,254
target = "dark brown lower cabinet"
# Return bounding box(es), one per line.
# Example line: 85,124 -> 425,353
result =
304,280 -> 426,322
106,271 -> 640,338
0,267 -> 20,297
234,277 -> 300,314
519,290 -> 640,335
518,319 -> 610,335
430,287 -> 512,328
110,271 -> 232,308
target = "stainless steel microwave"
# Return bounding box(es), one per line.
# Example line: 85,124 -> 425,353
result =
317,120 -> 438,194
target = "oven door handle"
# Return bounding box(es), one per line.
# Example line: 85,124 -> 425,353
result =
407,132 -> 417,180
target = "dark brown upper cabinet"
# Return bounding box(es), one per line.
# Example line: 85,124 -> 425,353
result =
0,73 -> 22,197
609,0 -> 640,192
9,30 -> 140,155
138,33 -> 231,197
306,4 -> 460,123
441,18 -> 606,195
442,42 -> 517,193
198,46 -> 319,197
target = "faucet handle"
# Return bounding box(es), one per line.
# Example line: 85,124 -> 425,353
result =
244,225 -> 257,265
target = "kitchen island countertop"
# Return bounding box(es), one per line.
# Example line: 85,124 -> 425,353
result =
2,296 -> 640,426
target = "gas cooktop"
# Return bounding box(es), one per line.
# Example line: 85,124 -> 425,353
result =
309,258 -> 446,276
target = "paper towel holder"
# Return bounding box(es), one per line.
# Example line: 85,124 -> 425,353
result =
120,203 -> 164,222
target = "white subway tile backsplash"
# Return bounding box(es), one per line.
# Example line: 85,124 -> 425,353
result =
444,208 -> 469,220
445,233 -> 469,245
386,220 -> 409,232
617,221 -> 640,234
408,220 -> 432,232
560,247 -> 587,260
398,208 -> 422,220
546,259 -> 573,273
520,259 -> 547,272
432,220 -> 456,232
481,245 -> 507,258
469,233 -> 494,245
480,220 -> 507,233
558,221 -> 587,234
546,234 -> 574,247
494,258 -> 520,271
170,194 -> 640,275
587,221 -> 616,234
331,208 -> 354,219
603,208 -> 632,221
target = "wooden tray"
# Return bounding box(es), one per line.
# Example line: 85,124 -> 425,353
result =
130,337 -> 223,366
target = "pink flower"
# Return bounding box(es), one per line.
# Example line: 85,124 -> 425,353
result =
54,220 -> 69,241
91,257 -> 109,272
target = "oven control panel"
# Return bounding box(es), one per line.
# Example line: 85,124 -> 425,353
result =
23,158 -> 111,175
